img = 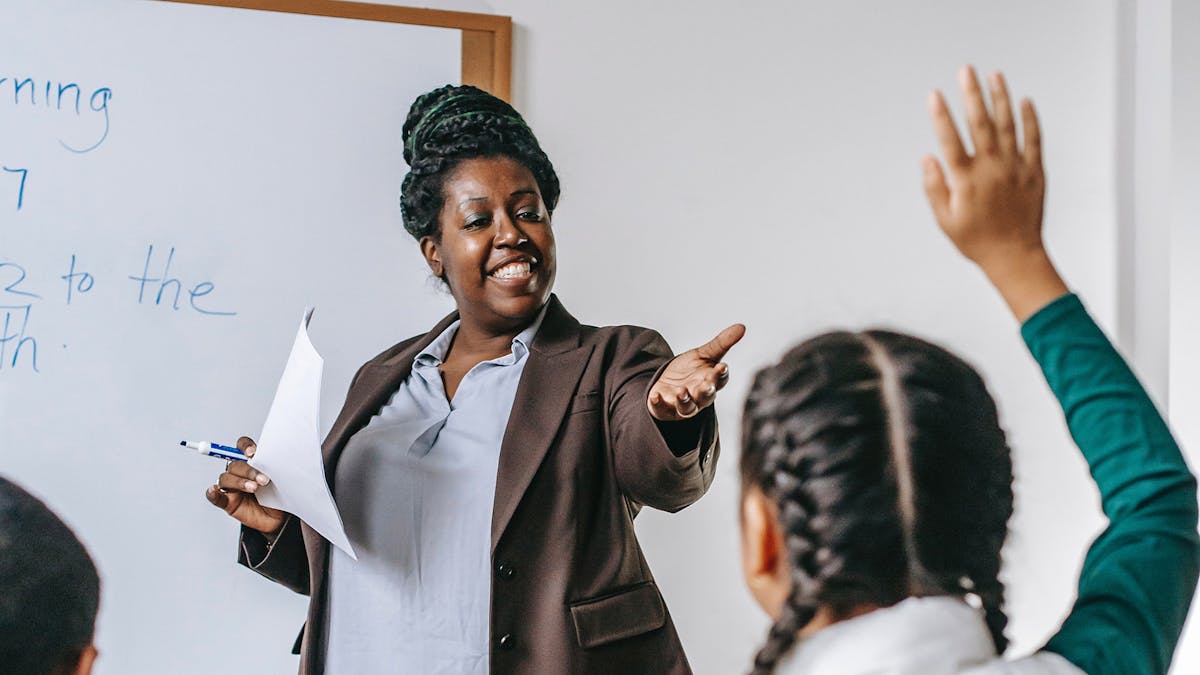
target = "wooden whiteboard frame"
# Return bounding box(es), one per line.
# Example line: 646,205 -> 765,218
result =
156,0 -> 513,100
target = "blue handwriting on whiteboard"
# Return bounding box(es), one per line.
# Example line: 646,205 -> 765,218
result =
0,262 -> 40,371
128,245 -> 237,316
0,262 -> 41,299
2,167 -> 27,210
0,75 -> 113,154
61,254 -> 95,304
0,304 -> 37,371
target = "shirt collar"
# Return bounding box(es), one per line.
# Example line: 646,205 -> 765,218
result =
776,597 -> 997,673
413,302 -> 550,369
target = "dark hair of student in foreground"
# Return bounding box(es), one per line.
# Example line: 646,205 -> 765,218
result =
399,83 -> 561,242
0,476 -> 100,675
739,330 -> 1014,675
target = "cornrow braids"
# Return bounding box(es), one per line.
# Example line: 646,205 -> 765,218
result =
399,84 -> 560,241
740,330 -> 1014,673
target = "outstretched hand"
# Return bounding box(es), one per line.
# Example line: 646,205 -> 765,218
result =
922,66 -> 1067,321
648,324 -> 746,422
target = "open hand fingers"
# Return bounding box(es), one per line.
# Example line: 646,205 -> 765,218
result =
928,90 -> 968,170
922,155 -> 951,221
1020,98 -> 1042,169
687,366 -> 729,409
648,386 -> 698,421
694,323 -> 746,362
988,71 -> 1018,156
960,65 -> 997,155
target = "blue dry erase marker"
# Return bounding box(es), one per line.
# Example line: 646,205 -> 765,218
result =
179,441 -> 248,462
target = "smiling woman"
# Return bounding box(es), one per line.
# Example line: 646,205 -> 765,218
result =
204,84 -> 745,675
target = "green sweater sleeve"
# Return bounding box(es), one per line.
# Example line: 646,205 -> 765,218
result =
1022,294 -> 1200,675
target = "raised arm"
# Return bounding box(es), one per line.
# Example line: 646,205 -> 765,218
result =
924,66 -> 1200,675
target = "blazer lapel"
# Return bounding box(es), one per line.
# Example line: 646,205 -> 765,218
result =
320,309 -> 460,486
492,295 -> 592,552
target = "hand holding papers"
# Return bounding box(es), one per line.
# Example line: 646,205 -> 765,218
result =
249,308 -> 356,559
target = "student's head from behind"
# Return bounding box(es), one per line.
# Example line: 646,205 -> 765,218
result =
400,85 -> 560,332
0,476 -> 100,675
739,331 -> 1014,674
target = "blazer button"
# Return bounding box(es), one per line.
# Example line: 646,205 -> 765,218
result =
498,633 -> 515,650
497,563 -> 516,580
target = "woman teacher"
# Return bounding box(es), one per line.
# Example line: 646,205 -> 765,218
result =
205,85 -> 744,674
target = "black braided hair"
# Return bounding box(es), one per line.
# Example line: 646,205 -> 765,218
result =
399,84 -> 560,241
740,330 -> 1014,674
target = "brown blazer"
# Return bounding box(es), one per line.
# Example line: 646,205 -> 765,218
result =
238,295 -> 719,674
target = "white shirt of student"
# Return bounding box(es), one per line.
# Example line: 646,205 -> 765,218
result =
774,596 -> 1085,675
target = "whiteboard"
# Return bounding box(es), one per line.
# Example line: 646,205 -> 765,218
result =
0,1 -> 461,672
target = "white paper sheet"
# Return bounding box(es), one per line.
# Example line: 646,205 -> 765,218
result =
250,308 -> 356,559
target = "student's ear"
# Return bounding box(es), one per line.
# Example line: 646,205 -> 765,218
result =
741,487 -> 792,620
72,645 -> 98,675
419,236 -> 443,279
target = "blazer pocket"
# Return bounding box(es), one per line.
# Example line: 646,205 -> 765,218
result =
568,390 -> 602,415
569,581 -> 667,649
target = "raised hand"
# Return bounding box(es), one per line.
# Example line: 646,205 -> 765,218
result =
923,66 -> 1067,321
648,323 -> 746,421
204,436 -> 286,534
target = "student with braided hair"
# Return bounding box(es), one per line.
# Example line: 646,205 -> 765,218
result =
205,84 -> 744,674
738,66 -> 1199,675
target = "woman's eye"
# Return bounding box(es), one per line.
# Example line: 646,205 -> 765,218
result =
518,211 -> 543,222
464,216 -> 490,229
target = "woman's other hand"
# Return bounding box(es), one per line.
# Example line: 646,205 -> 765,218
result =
204,436 -> 286,534
648,324 -> 746,421
922,66 -> 1068,322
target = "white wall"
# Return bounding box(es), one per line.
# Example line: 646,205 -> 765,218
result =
1170,0 -> 1200,670
379,1 -> 1144,673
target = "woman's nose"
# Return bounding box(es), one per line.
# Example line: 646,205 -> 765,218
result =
494,214 -> 528,247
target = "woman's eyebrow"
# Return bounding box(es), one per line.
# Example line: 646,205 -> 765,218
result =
458,196 -> 487,208
511,189 -> 538,198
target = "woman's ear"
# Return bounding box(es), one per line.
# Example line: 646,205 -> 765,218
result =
741,487 -> 791,619
419,236 -> 443,279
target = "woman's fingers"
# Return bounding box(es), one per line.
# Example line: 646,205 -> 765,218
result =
688,373 -> 722,409
206,484 -> 231,510
927,90 -> 968,170
960,65 -> 997,155
693,323 -> 746,363
988,71 -> 1018,156
648,385 -> 699,420
226,460 -> 269,485
219,471 -> 263,494
236,436 -> 257,458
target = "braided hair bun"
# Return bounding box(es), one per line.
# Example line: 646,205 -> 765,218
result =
399,84 -> 560,240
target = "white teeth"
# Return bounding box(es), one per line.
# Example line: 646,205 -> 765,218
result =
491,261 -> 531,279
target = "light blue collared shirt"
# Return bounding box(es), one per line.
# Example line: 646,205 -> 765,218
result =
326,307 -> 546,675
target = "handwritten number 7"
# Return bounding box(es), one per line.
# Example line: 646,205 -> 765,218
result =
2,167 -> 27,210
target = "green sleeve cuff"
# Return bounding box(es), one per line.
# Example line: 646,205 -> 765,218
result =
1019,292 -> 1083,346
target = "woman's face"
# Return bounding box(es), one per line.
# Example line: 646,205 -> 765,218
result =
421,156 -> 556,333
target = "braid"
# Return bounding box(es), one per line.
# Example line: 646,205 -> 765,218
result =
740,330 -> 1016,672
749,448 -> 821,675
975,576 -> 1010,654
751,591 -> 810,675
399,84 -> 559,241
